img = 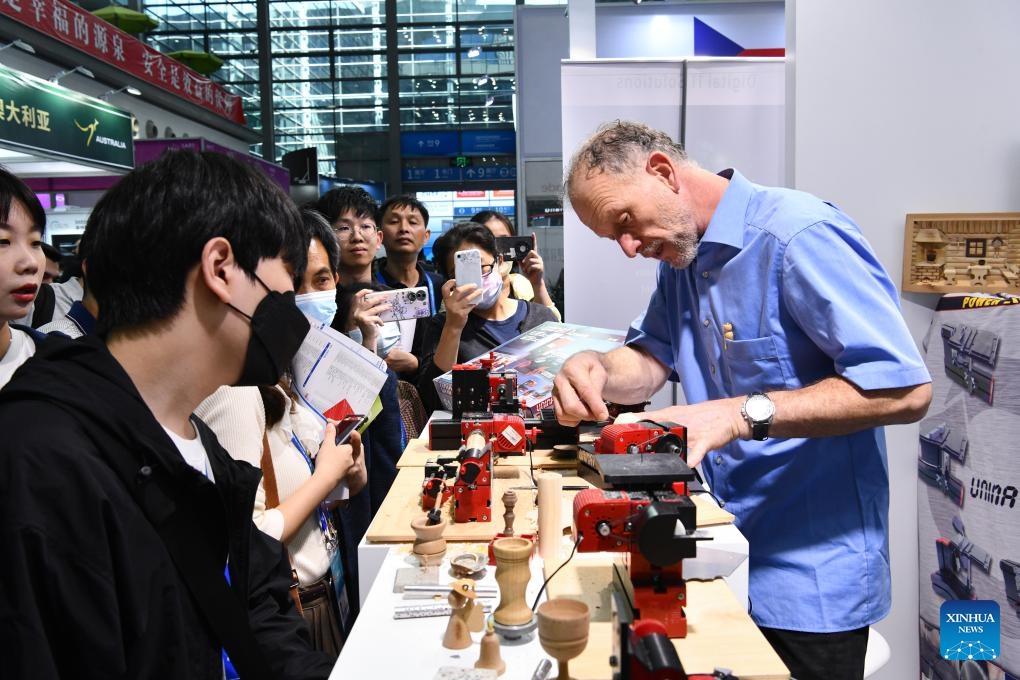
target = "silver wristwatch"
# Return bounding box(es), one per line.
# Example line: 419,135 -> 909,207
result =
741,392 -> 775,441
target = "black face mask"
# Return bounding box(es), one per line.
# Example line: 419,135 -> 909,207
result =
228,273 -> 310,386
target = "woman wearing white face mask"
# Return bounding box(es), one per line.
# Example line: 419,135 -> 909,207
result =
416,221 -> 560,414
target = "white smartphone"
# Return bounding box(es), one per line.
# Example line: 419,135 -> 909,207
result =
365,286 -> 430,322
454,248 -> 484,290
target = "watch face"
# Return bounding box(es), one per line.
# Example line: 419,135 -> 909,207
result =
745,394 -> 774,421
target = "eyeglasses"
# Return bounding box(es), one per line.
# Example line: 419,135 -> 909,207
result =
332,223 -> 377,240
446,259 -> 498,280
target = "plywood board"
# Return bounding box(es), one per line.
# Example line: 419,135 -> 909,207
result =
365,468 -> 734,543
544,556 -> 789,680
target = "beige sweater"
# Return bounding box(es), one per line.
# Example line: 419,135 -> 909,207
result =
195,385 -> 332,585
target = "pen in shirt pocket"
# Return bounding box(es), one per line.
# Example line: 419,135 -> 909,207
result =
723,322 -> 734,342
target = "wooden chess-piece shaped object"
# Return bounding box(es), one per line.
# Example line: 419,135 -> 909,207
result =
536,598 -> 590,680
443,579 -> 484,649
475,618 -> 506,675
411,515 -> 447,567
492,536 -> 534,628
501,489 -> 517,536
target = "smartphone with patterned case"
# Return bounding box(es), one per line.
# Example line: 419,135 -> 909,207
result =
365,286 -> 430,322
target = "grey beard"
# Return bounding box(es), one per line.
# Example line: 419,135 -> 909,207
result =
666,233 -> 699,270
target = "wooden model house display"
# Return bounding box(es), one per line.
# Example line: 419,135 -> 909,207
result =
902,213 -> 1020,293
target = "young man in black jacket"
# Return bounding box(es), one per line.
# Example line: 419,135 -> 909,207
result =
0,151 -> 344,680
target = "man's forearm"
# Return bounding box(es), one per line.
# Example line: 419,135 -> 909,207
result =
767,376 -> 932,440
600,345 -> 669,405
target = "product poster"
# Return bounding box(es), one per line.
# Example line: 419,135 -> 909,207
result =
918,294 -> 1020,680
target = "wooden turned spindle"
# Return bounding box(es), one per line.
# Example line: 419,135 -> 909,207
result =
501,489 -> 517,536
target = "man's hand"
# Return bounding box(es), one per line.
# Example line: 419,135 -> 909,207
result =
385,348 -> 418,374
553,350 -> 611,426
625,398 -> 748,468
441,278 -> 481,330
520,249 -> 546,287
351,289 -> 389,334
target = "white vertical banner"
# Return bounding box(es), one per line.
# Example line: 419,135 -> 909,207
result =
685,59 -> 786,188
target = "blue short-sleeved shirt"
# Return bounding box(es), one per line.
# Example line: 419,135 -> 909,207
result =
626,170 -> 930,632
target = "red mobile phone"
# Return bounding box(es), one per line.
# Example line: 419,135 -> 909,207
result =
334,414 -> 367,446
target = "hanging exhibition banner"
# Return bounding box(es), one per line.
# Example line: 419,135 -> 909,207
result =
0,64 -> 133,170
0,0 -> 245,125
917,293 -> 1020,680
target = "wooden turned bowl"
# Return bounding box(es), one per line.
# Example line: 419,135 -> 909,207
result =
536,598 -> 590,661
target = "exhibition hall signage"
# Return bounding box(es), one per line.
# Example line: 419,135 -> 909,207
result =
0,0 -> 245,125
0,65 -> 134,171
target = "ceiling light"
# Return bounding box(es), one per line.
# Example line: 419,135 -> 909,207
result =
100,85 -> 142,100
467,46 -> 481,58
0,39 -> 34,54
49,66 -> 95,83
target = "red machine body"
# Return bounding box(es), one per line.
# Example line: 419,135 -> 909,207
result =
451,429 -> 493,523
450,352 -> 522,418
617,618 -> 737,680
573,486 -> 699,638
421,462 -> 454,511
595,421 -> 687,456
423,413 -> 538,521
459,413 -> 535,455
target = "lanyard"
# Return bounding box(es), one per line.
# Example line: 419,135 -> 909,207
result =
290,433 -> 335,550
222,565 -> 239,679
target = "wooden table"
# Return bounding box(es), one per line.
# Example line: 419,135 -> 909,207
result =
544,553 -> 790,680
340,545 -> 786,680
364,466 -> 735,543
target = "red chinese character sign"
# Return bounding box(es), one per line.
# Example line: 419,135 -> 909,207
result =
0,0 -> 245,126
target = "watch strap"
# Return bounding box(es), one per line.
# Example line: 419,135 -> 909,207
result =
751,420 -> 770,441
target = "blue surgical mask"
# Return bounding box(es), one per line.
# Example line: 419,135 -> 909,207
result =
348,321 -> 402,357
294,289 -> 338,326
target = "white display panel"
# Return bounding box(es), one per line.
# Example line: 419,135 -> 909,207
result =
685,60 -> 786,187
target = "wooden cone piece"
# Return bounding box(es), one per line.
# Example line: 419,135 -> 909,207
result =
442,580 -> 481,649
475,621 -> 506,676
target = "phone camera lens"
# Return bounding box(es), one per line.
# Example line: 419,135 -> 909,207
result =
416,290 -> 426,300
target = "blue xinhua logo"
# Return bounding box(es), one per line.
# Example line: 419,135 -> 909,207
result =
940,600 -> 1000,660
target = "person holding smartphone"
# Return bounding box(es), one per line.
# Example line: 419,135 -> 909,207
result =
416,221 -> 560,413
471,209 -> 560,320
195,210 -> 368,658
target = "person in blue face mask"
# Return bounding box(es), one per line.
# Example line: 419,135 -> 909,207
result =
294,209 -> 342,326
416,221 -> 561,414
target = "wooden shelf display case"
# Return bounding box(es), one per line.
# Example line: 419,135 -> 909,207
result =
902,213 -> 1020,294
